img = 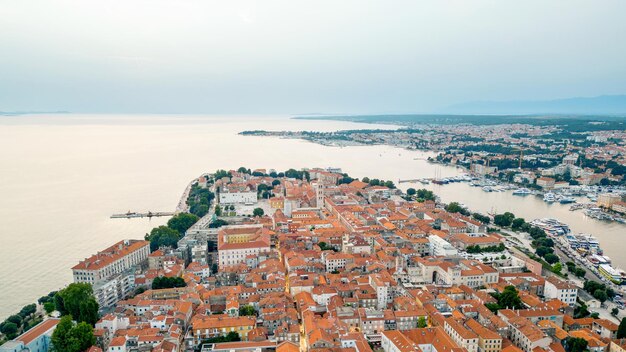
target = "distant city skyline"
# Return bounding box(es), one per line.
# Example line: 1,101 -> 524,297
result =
1,0 -> 626,114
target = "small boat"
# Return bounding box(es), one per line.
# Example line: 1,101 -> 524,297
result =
482,186 -> 493,192
559,197 -> 576,204
544,192 -> 556,203
513,188 -> 531,195
569,203 -> 584,211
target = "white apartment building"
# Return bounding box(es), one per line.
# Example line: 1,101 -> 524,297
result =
507,317 -> 551,352
544,277 -> 578,306
218,191 -> 257,205
324,252 -> 353,272
358,309 -> 385,338
381,330 -> 420,352
93,273 -> 136,309
72,240 -> 150,284
311,286 -> 338,307
428,235 -> 458,256
369,273 -> 395,310
444,318 -> 478,352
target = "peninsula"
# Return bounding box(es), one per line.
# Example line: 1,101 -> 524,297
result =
3,166 -> 626,352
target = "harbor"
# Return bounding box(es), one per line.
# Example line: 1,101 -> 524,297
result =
413,174 -> 626,224
398,174 -> 473,184
528,217 -> 626,295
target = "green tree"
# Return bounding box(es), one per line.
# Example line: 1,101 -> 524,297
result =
19,304 -> 37,319
209,219 -> 229,228
511,218 -> 525,230
51,316 -> 72,351
78,299 -> 99,325
214,205 -> 223,216
191,204 -> 209,217
574,302 -> 590,319
38,291 -> 57,305
407,188 -> 416,196
612,308 -> 619,316
445,202 -> 464,214
145,225 -> 181,252
564,337 -> 588,352
272,179 -> 281,186
239,305 -> 255,316
417,316 -> 427,328
497,286 -> 523,310
152,276 -> 187,289
54,293 -> 66,316
472,213 -> 491,224
7,315 -> 23,327
167,213 -> 199,234
214,170 -> 231,179
494,212 -> 515,227
535,246 -> 553,257
318,242 -> 330,251
226,331 -> 241,342
253,208 -> 264,217
484,303 -> 500,313
44,302 -> 56,315
55,283 -> 99,325
384,180 -> 396,189
415,189 -> 435,201
51,316 -> 95,352
0,322 -> 18,338
618,317 -> 626,338
593,289 -> 608,303
544,253 -> 559,264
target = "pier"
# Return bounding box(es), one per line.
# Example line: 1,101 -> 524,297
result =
110,211 -> 175,219
398,178 -> 432,184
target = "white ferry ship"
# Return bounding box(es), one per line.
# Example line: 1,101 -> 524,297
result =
530,218 -> 571,236
598,264 -> 626,285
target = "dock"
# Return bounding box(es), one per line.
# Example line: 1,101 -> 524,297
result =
398,178 -> 432,184
110,211 -> 175,219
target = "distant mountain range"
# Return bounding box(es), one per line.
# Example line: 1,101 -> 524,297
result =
442,95 -> 626,115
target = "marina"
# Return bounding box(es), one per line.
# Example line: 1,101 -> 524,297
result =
531,216 -> 626,286
431,174 -> 626,224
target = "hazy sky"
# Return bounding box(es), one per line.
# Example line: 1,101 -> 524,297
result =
1,0 -> 626,114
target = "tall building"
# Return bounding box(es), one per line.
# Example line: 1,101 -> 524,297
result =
72,240 -> 150,284
217,225 -> 270,269
71,239 -> 150,308
544,276 -> 578,306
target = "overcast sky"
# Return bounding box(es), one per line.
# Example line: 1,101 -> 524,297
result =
1,0 -> 625,114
